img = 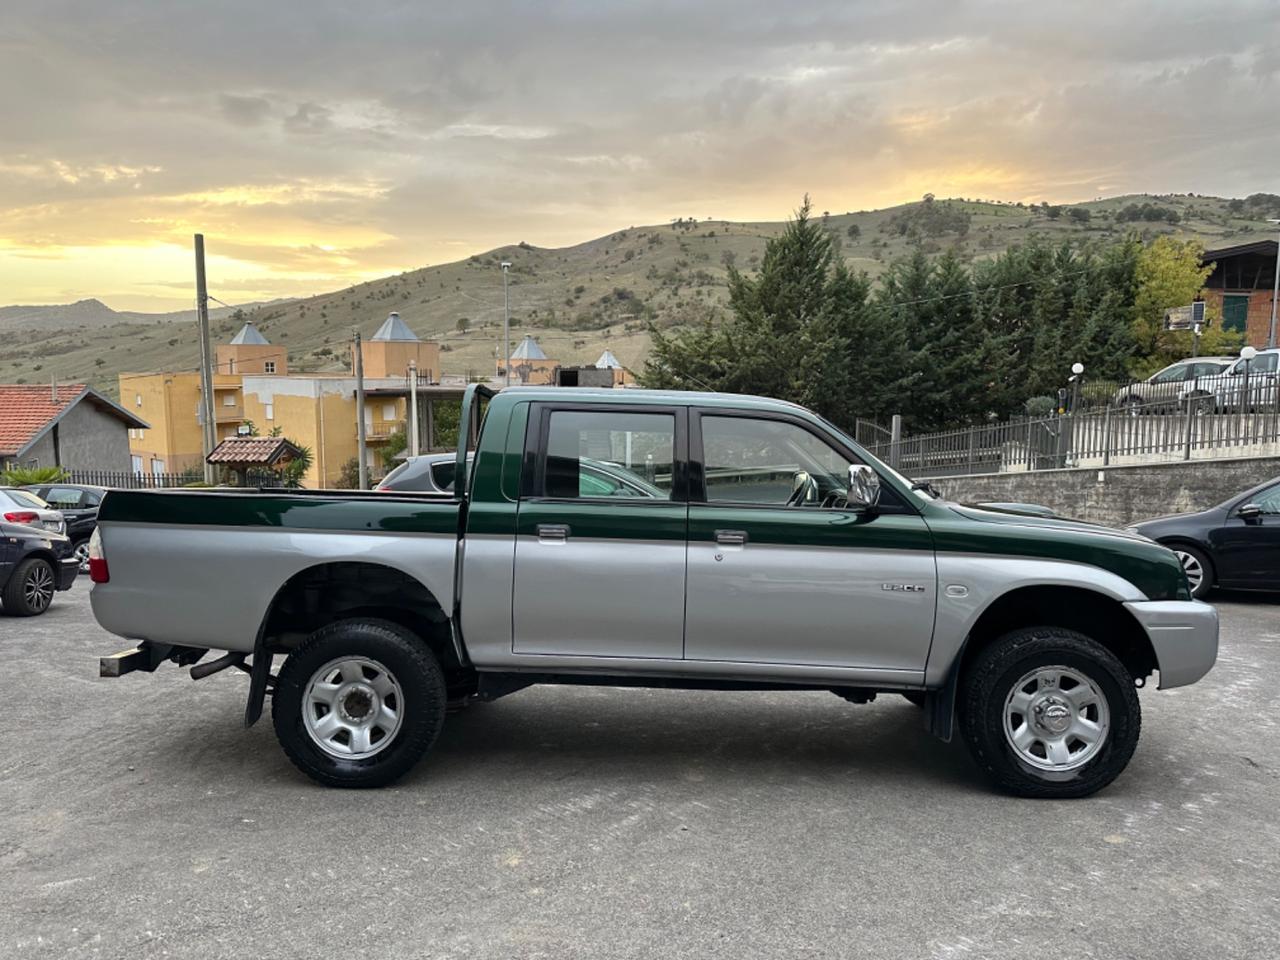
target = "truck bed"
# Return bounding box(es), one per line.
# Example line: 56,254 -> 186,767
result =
90,488 -> 460,653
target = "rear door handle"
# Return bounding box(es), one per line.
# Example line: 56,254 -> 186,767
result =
715,529 -> 748,546
536,523 -> 571,542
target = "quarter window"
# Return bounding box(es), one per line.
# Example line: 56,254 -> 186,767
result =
542,410 -> 674,500
701,416 -> 852,505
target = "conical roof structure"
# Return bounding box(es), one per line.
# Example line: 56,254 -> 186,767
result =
510,335 -> 548,360
371,312 -> 420,342
595,349 -> 622,369
229,320 -> 270,345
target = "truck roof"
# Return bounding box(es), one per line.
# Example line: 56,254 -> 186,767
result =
497,386 -> 810,414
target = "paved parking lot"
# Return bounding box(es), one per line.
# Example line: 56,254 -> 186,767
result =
4,586 -> 1279,959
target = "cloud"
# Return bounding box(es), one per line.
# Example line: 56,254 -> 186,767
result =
1,0 -> 1279,309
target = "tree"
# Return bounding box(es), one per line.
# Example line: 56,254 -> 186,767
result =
1132,236 -> 1213,374
846,223 -> 861,240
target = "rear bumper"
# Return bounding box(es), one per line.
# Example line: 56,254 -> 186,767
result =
1124,599 -> 1219,689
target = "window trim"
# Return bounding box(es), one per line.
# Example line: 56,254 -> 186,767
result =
521,402 -> 689,503
689,408 -> 915,514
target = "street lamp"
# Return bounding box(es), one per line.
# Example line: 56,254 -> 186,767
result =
500,261 -> 512,387
1240,345 -> 1258,414
1069,361 -> 1085,414
1267,219 -> 1280,349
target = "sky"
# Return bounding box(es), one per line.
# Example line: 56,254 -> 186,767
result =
2,0 -> 1279,312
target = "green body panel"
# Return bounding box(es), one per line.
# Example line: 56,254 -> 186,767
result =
515,499 -> 689,542
688,507 -> 933,551
98,489 -> 459,535
920,502 -> 1190,601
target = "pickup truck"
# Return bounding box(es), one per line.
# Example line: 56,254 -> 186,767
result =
91,386 -> 1218,798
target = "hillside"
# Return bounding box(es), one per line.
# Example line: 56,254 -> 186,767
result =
6,193 -> 1277,399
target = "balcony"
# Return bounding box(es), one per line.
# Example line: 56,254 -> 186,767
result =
366,418 -> 406,441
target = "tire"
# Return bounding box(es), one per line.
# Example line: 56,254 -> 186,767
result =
271,618 -> 447,788
959,627 -> 1140,799
1170,544 -> 1213,600
72,539 -> 91,574
1,557 -> 56,616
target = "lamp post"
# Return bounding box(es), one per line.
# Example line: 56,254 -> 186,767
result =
1267,219 -> 1280,349
1070,362 -> 1085,414
1240,344 -> 1258,416
500,261 -> 512,387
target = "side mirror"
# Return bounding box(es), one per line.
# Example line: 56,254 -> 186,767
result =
1239,503 -> 1263,521
847,464 -> 881,511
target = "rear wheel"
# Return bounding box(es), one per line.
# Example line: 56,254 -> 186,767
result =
960,627 -> 1140,799
2,557 -> 56,616
72,539 -> 91,574
272,618 -> 447,788
1170,544 -> 1213,599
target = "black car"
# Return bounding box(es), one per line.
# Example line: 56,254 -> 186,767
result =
22,483 -> 106,572
1129,477 -> 1280,599
0,520 -> 79,616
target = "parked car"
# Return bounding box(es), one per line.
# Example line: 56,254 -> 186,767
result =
0,487 -> 66,537
22,483 -> 106,572
0,519 -> 78,615
1212,348 -> 1280,411
1128,476 -> 1280,599
379,451 -> 666,498
1112,357 -> 1234,411
91,386 -> 1216,799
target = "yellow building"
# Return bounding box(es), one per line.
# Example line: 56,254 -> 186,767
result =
124,316 -> 459,487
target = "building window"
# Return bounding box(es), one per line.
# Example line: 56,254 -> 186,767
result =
265,402 -> 274,421
1223,294 -> 1250,334
151,458 -> 166,476
382,402 -> 397,421
135,393 -> 143,407
223,393 -> 236,407
265,361 -> 276,374
131,455 -> 144,474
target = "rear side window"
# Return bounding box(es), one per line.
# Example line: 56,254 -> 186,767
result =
378,459 -> 440,492
429,461 -> 458,492
542,410 -> 675,500
42,486 -> 84,509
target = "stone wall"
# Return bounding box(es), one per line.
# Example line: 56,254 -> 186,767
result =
931,455 -> 1280,527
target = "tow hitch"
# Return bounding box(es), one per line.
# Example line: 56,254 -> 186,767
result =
99,642 -> 180,677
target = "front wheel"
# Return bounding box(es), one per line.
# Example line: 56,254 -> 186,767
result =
272,619 -> 447,788
2,557 -> 56,616
1171,544 -> 1213,599
960,627 -> 1140,799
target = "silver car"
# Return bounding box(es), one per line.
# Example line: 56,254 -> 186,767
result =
0,487 -> 66,535
1113,357 -> 1234,411
1213,348 -> 1280,411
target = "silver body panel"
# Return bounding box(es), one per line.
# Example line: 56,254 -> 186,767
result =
1123,599 -> 1219,688
90,522 -> 456,653
511,535 -> 686,658
684,541 -> 936,671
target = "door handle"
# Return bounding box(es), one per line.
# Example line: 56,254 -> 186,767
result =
536,523 -> 571,542
715,529 -> 748,546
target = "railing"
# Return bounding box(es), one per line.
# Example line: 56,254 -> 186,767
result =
65,468 -> 285,489
866,371 -> 1280,478
366,418 -> 406,440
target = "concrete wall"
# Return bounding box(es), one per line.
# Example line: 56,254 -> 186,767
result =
20,398 -> 134,472
931,455 -> 1280,527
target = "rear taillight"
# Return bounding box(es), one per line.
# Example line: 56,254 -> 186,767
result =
3,511 -> 39,524
88,528 -> 109,583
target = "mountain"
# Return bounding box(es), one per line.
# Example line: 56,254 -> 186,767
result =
0,297 -> 289,333
5,193 -> 1275,399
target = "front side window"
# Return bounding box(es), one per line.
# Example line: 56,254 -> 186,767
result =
1251,484 -> 1280,514
701,415 -> 851,505
1149,364 -> 1188,384
542,410 -> 674,500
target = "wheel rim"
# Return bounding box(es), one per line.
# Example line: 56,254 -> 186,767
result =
1174,550 -> 1204,592
73,541 -> 91,572
1002,665 -> 1110,773
303,656 -> 404,760
24,562 -> 54,612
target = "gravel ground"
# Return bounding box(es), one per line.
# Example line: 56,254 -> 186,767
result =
3,585 -> 1278,959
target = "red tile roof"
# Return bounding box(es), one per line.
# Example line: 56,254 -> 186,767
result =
207,436 -> 303,465
0,383 -> 149,457
0,384 -> 86,456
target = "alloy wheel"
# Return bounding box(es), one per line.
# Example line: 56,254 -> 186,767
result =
1174,550 -> 1204,593
24,562 -> 54,613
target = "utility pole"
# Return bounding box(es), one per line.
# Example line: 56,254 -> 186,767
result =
194,234 -> 217,485
408,359 -> 420,457
353,328 -> 368,490
501,261 -> 512,387
1267,219 -> 1280,349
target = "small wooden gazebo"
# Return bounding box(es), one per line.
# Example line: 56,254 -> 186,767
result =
207,436 -> 303,486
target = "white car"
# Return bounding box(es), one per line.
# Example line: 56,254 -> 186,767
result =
1113,357 -> 1234,411
1213,349 -> 1280,411
0,487 -> 66,536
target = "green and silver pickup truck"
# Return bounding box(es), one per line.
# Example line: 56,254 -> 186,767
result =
91,386 -> 1217,797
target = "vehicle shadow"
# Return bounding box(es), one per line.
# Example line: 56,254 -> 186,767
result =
1210,588 -> 1280,605
410,689 -> 986,794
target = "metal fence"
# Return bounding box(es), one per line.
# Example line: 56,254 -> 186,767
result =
64,469 -> 281,489
867,372 -> 1280,479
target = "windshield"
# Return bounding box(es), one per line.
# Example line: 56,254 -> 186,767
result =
2,489 -> 48,509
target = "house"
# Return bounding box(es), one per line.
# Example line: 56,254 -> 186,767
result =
554,349 -> 635,387
0,382 -> 147,473
499,335 -> 558,384
215,320 -> 288,375
1200,240 -> 1279,347
357,312 -> 441,380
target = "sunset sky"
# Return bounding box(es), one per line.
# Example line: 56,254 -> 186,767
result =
3,1 -> 1279,311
